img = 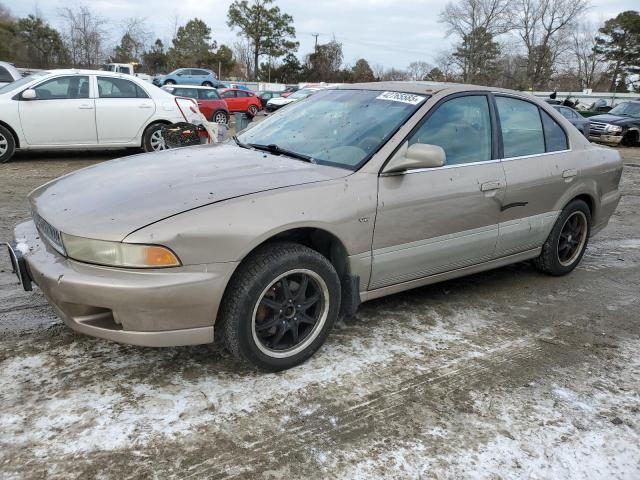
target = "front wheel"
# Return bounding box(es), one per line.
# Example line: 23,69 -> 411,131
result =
202,81 -> 213,87
163,80 -> 176,86
0,125 -> 16,163
247,104 -> 259,117
218,242 -> 341,371
533,199 -> 591,276
142,123 -> 168,152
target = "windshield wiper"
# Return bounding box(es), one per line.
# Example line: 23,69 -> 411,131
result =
232,135 -> 251,149
249,143 -> 315,163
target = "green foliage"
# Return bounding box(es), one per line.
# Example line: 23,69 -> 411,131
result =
595,11 -> 640,92
305,40 -> 343,82
227,0 -> 297,80
168,18 -> 217,68
351,58 -> 375,83
13,15 -> 68,68
110,33 -> 139,64
142,39 -> 168,73
453,26 -> 500,85
209,44 -> 236,78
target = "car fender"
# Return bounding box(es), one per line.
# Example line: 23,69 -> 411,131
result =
123,174 -> 378,267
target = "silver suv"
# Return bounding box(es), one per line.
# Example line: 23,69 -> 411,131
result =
8,82 -> 623,371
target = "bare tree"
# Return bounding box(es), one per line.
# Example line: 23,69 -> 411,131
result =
232,37 -> 253,79
511,0 -> 589,90
571,21 -> 606,90
121,17 -> 151,61
440,0 -> 514,82
60,6 -> 108,68
407,61 -> 433,80
372,63 -> 385,80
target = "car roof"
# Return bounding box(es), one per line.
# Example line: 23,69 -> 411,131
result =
333,81 -> 543,98
162,84 -> 217,90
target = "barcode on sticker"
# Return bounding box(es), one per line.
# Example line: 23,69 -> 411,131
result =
376,91 -> 425,105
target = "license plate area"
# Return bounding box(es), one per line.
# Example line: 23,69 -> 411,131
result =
6,241 -> 33,291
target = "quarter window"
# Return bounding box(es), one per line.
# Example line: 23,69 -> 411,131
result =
541,110 -> 568,152
496,96 -> 545,158
409,95 -> 492,165
33,75 -> 90,100
97,77 -> 148,98
237,91 -> 250,98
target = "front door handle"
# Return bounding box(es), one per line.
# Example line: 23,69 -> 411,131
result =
562,169 -> 578,179
78,104 -> 94,109
480,180 -> 501,192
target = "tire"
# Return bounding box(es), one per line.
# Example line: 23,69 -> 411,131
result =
218,242 -> 341,371
247,104 -> 259,117
163,80 -> 176,86
202,81 -> 213,87
212,110 -> 229,124
533,199 -> 591,276
0,125 -> 16,163
142,123 -> 168,152
621,130 -> 639,147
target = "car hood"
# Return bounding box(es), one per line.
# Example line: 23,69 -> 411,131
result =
589,114 -> 639,126
29,143 -> 350,242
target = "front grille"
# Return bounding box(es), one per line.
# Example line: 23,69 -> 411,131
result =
33,212 -> 65,254
590,121 -> 608,134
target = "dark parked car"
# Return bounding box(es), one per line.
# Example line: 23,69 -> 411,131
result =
588,101 -> 640,146
257,91 -> 282,109
552,105 -> 590,138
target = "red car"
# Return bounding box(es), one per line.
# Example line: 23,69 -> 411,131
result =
161,85 -> 229,124
219,88 -> 262,117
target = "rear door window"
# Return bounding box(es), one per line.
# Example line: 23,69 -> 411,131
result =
496,96 -> 545,158
541,110 -> 569,152
97,77 -> 148,98
173,87 -> 198,99
199,89 -> 221,100
221,90 -> 236,99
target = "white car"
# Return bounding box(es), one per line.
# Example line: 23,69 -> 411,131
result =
265,87 -> 324,112
0,69 -> 195,163
0,61 -> 22,87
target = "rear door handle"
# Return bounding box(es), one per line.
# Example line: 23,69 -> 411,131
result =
480,180 -> 501,192
562,169 -> 578,179
138,104 -> 153,109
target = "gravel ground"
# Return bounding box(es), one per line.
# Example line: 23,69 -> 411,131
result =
1,146 -> 639,479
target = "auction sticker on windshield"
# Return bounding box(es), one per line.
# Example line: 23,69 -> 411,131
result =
376,91 -> 426,105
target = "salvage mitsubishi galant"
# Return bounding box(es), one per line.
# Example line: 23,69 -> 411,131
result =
7,82 -> 623,371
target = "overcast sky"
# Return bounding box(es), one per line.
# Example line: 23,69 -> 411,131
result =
4,0 -> 639,69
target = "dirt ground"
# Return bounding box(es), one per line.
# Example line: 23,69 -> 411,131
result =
1,147 -> 639,480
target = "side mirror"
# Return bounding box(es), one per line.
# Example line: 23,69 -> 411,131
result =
21,89 -> 37,100
383,142 -> 446,173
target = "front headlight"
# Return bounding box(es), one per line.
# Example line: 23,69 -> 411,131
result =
62,233 -> 181,268
605,124 -> 623,133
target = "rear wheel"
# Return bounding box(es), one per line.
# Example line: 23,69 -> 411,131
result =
212,110 -> 229,124
142,123 -> 168,152
247,104 -> 259,117
0,125 -> 16,163
218,242 -> 341,371
533,199 -> 591,276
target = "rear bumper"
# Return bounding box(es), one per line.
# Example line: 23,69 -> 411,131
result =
12,220 -> 237,347
589,134 -> 623,145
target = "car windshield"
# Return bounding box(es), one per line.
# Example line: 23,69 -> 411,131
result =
238,89 -> 428,170
609,102 -> 640,118
0,71 -> 47,94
